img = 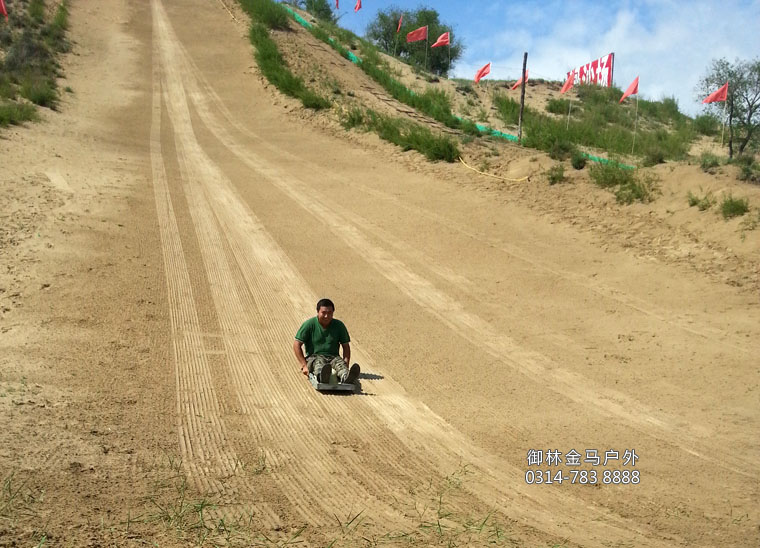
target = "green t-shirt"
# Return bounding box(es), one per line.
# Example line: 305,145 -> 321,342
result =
295,317 -> 350,357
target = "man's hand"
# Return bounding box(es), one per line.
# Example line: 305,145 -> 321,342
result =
300,363 -> 309,376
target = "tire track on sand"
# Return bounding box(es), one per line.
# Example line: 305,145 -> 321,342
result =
150,2 -> 279,526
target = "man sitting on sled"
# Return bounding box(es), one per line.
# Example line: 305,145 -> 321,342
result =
293,298 -> 360,384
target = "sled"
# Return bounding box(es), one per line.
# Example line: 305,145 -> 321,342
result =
308,366 -> 360,393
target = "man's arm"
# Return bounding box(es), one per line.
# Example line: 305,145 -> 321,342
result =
341,342 -> 351,366
293,339 -> 309,376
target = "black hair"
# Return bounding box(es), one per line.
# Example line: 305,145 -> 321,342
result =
316,298 -> 335,311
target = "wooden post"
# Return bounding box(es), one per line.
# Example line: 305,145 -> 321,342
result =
518,52 -> 528,143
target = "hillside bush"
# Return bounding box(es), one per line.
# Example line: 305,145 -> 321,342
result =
0,101 -> 38,126
547,164 -> 565,185
571,150 -> 587,170
546,98 -> 569,115
700,152 -> 720,171
721,194 -> 749,219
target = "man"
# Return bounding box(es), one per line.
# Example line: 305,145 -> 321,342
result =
293,298 -> 361,384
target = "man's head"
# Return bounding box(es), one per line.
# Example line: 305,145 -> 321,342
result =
316,298 -> 335,328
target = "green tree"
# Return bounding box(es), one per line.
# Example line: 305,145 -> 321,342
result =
365,6 -> 463,76
698,57 -> 760,158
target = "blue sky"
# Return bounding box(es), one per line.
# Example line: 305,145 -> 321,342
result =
333,0 -> 760,115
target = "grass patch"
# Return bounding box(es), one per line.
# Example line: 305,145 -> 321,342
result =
244,21 -> 330,110
343,107 -> 460,162
29,0 -> 46,25
687,189 -> 716,211
614,171 -> 660,204
0,101 -> 38,126
19,74 -> 57,109
546,98 -> 569,115
700,152 -> 720,172
493,94 -> 520,125
547,164 -> 565,185
589,162 -> 659,204
239,0 -> 290,30
720,194 -> 750,219
42,1 -> 70,52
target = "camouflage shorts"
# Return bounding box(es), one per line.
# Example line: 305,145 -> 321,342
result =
307,354 -> 349,381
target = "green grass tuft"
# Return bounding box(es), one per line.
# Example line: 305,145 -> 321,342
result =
571,150 -> 587,170
720,194 -> 750,219
0,101 -> 39,127
19,74 -> 58,108
547,164 -> 565,185
239,0 -> 290,30
687,189 -> 716,211
700,152 -> 720,172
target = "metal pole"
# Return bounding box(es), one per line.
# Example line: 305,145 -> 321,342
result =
518,52 -> 528,143
566,101 -> 571,130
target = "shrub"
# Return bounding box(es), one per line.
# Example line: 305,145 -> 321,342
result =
615,172 -> 660,204
547,164 -> 565,185
571,150 -> 587,170
720,194 -> 749,219
546,98 -> 569,115
589,161 -> 635,189
643,146 -> 665,167
548,139 -> 575,161
4,29 -> 55,72
700,152 -> 720,172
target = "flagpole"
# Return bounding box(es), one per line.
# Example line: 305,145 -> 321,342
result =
631,95 -> 639,154
448,30 -> 451,75
721,100 -> 726,147
424,29 -> 428,72
566,101 -> 571,130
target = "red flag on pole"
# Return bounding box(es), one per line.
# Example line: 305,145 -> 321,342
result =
354,0 -> 361,13
619,76 -> 639,103
560,71 -> 574,94
396,15 -> 403,33
703,81 -> 728,103
510,69 -> 528,90
406,26 -> 428,43
431,32 -> 450,48
335,0 -> 338,9
0,0 -> 8,21
474,62 -> 491,83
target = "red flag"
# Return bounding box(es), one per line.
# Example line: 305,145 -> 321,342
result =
431,32 -> 450,48
396,15 -> 403,33
354,0 -> 360,12
510,69 -> 529,90
335,0 -> 338,9
0,0 -> 7,21
474,62 -> 491,83
703,81 -> 728,104
560,71 -> 574,94
406,26 -> 428,43
619,76 -> 639,103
